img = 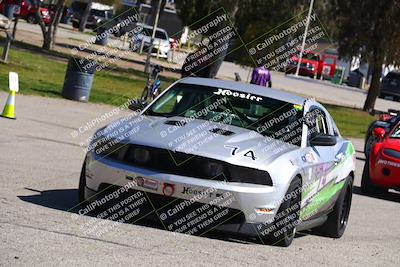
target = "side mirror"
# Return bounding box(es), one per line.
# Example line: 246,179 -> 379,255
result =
310,133 -> 337,146
372,127 -> 385,139
128,99 -> 147,111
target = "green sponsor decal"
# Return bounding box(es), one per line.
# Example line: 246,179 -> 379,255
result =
300,179 -> 345,220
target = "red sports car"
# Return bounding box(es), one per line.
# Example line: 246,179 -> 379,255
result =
362,122 -> 400,194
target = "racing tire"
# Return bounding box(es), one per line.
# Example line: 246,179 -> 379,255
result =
364,135 -> 376,158
263,178 -> 301,247
141,86 -> 150,102
316,176 -> 353,238
361,162 -> 388,195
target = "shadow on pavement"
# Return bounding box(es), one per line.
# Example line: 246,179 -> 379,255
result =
353,186 -> 400,203
17,188 -> 264,245
19,188 -> 80,212
356,157 -> 366,162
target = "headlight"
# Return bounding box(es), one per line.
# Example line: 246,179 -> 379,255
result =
228,165 -> 273,186
306,62 -> 314,70
203,161 -> 224,177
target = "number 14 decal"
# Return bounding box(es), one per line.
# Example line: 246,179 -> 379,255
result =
224,145 -> 256,160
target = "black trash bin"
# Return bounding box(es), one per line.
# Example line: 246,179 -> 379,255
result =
62,58 -> 97,102
95,26 -> 109,46
347,70 -> 364,88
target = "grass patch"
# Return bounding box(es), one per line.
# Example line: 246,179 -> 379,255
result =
325,104 -> 376,138
0,43 -> 376,138
0,43 -> 175,106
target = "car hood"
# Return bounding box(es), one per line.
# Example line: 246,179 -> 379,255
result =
383,138 -> 400,149
101,115 -> 298,170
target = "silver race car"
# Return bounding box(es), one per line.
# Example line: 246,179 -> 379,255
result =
79,78 -> 355,247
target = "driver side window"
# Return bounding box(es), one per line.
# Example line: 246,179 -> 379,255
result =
308,108 -> 332,140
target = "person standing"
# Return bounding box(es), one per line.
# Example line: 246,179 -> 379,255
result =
250,65 -> 272,87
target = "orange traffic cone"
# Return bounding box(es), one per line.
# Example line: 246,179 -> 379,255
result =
1,90 -> 16,119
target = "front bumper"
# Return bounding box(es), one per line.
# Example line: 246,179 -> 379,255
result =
142,44 -> 169,58
370,158 -> 400,189
85,152 -> 284,228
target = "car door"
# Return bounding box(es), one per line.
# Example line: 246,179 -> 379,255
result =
300,107 -> 340,220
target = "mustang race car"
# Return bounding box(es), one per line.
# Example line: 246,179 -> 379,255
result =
362,121 -> 400,194
78,78 -> 355,247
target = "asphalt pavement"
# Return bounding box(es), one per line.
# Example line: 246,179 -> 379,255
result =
0,92 -> 399,266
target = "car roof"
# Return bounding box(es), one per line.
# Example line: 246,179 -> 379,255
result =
137,23 -> 167,33
179,77 -> 308,106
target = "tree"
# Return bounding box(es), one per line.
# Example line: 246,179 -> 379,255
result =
176,0 -> 309,76
79,0 -> 92,32
332,0 -> 400,112
34,0 -> 66,50
176,0 -> 240,78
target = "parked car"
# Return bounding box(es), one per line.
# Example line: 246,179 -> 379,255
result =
71,7 -> 113,29
362,121 -> 400,194
285,51 -> 337,79
0,13 -> 11,29
87,8 -> 112,29
380,72 -> 400,101
0,0 -> 51,24
79,78 -> 355,247
364,109 -> 400,157
130,23 -> 170,58
319,54 -> 337,79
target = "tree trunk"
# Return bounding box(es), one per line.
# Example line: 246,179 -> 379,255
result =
363,61 -> 383,113
12,16 -> 19,39
51,0 -> 65,49
34,0 -> 47,40
79,0 -> 92,32
199,0 -> 240,78
42,0 -> 65,50
43,23 -> 53,50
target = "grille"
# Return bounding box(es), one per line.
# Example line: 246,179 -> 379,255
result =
94,141 -> 273,185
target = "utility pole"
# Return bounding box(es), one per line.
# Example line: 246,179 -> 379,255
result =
295,0 -> 315,76
144,0 -> 162,74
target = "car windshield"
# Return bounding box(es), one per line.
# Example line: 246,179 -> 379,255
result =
91,10 -> 106,17
142,29 -> 168,40
145,84 -> 304,146
303,53 -> 319,61
391,124 -> 400,139
324,57 -> 335,64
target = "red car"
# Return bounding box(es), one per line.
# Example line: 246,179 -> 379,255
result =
285,50 -> 337,79
362,122 -> 400,194
318,54 -> 337,79
0,0 -> 51,24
